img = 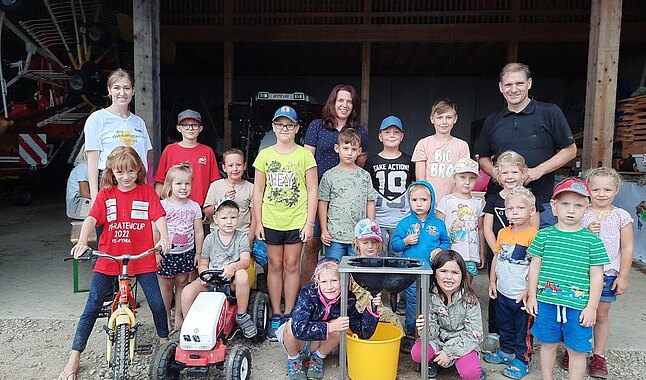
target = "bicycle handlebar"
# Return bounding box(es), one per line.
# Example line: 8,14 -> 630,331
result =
65,246 -> 163,262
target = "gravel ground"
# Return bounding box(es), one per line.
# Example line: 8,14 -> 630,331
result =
1,317 -> 645,380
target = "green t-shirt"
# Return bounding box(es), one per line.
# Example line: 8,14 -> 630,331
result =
527,226 -> 609,310
319,166 -> 375,243
253,145 -> 316,231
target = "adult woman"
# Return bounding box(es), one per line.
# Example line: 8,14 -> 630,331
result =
84,68 -> 152,203
301,84 -> 369,283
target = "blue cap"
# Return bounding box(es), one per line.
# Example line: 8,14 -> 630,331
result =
273,106 -> 298,123
379,116 -> 403,131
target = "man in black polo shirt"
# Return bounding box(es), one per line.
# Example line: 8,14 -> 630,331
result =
475,62 -> 577,228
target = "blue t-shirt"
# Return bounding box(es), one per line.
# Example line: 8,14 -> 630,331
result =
304,119 -> 369,181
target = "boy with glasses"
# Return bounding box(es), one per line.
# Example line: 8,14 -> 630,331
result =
155,109 -> 221,208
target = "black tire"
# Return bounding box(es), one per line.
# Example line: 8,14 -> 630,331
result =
112,324 -> 129,380
13,185 -> 32,206
224,345 -> 251,380
148,342 -> 180,380
250,292 -> 269,343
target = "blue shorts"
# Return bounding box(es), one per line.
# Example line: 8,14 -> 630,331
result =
158,248 -> 196,278
600,275 -> 617,303
531,301 -> 592,353
464,261 -> 478,277
252,239 -> 268,267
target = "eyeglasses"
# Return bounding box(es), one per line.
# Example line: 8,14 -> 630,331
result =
178,123 -> 201,130
272,122 -> 298,131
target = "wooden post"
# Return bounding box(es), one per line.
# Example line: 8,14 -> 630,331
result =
582,0 -> 622,170
223,0 -> 233,149
507,0 -> 520,62
133,0 -> 161,170
360,0 -> 371,129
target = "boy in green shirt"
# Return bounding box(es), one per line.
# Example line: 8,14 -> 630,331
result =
525,177 -> 609,380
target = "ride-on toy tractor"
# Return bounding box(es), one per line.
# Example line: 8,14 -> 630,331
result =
149,269 -> 269,380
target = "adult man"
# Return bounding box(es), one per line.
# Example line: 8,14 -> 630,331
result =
475,63 -> 577,228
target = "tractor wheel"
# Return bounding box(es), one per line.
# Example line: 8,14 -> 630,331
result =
148,341 -> 180,380
13,185 -> 32,206
224,345 -> 251,380
111,324 -> 129,380
250,292 -> 269,343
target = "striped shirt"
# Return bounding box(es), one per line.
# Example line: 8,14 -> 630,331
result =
528,226 -> 609,310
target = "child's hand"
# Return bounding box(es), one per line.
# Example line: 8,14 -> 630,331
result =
587,220 -> 601,234
415,314 -> 426,332
488,281 -> 497,299
71,243 -> 89,259
300,224 -> 313,242
516,289 -> 528,305
524,295 -> 538,317
157,239 -> 172,254
328,317 -> 349,332
404,233 -> 419,246
255,225 -> 265,241
371,293 -> 381,307
580,306 -> 597,327
429,248 -> 440,261
155,252 -> 164,269
478,254 -> 486,269
193,255 -> 200,268
225,186 -> 236,200
613,276 -> 629,295
320,230 -> 333,246
222,264 -> 235,279
433,350 -> 451,367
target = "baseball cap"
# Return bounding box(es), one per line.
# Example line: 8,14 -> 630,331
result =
552,177 -> 591,199
379,116 -> 404,132
215,198 -> 239,213
354,218 -> 383,242
178,109 -> 202,124
272,105 -> 298,123
454,158 -> 480,176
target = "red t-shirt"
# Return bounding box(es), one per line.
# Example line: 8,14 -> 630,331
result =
90,184 -> 165,275
154,143 -> 221,206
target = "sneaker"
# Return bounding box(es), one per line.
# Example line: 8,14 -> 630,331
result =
560,350 -> 569,370
480,369 -> 488,379
267,314 -> 282,342
306,353 -> 325,379
427,362 -> 438,378
589,354 -> 609,378
286,357 -> 306,380
400,335 -> 415,354
502,359 -> 529,379
236,312 -> 258,339
482,333 -> 500,353
396,297 -> 406,316
483,349 -> 514,365
282,313 -> 291,325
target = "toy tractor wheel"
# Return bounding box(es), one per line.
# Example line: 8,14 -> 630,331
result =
224,345 -> 251,380
148,341 -> 180,380
250,292 -> 269,343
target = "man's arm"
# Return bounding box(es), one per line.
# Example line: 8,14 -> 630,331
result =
478,156 -> 495,178
525,143 -> 577,184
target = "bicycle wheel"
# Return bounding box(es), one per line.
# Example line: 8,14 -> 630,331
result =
111,323 -> 130,380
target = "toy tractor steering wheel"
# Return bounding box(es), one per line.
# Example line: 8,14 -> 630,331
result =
199,269 -> 232,284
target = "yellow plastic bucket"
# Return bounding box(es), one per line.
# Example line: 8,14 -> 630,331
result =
346,322 -> 403,380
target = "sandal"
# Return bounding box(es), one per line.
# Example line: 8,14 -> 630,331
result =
58,367 -> 79,380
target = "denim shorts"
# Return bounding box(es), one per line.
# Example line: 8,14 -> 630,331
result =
324,241 -> 356,262
600,275 -> 618,303
531,301 -> 592,353
464,261 -> 478,277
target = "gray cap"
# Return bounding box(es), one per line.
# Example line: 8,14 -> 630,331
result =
177,109 -> 202,124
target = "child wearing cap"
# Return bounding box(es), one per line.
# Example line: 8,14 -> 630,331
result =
363,116 -> 413,257
180,198 -> 257,338
525,177 -> 609,380
155,109 -> 221,207
319,128 -> 375,261
349,218 -> 403,331
412,99 -> 470,200
436,157 -> 486,282
253,105 -> 318,341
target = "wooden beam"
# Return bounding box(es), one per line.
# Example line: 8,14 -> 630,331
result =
582,0 -> 622,170
133,0 -> 161,170
361,41 -> 371,129
507,0 -> 519,62
223,0 -> 233,150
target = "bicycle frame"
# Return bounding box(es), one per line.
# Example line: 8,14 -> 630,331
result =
105,258 -> 139,365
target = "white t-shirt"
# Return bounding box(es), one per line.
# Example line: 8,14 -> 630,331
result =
436,193 -> 484,262
84,108 -> 152,170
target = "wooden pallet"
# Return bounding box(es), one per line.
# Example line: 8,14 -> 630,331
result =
615,95 -> 646,156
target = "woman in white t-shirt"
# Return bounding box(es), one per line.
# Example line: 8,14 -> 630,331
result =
84,68 -> 152,203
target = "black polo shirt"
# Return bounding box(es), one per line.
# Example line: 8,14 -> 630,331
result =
475,99 -> 575,204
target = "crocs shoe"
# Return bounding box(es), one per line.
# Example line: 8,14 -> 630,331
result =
267,314 -> 282,342
306,352 -> 325,380
483,349 -> 514,365
235,312 -> 258,338
502,359 -> 529,379
286,357 -> 306,380
589,354 -> 609,379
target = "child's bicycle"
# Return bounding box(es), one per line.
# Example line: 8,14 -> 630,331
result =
67,246 -> 163,380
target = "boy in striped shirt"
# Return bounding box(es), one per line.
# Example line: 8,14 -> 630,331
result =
525,177 -> 609,380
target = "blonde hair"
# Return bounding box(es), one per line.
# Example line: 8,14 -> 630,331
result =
337,128 -> 361,147
312,260 -> 340,286
161,162 -> 193,199
500,63 -> 531,81
352,238 -> 384,257
101,146 -> 146,189
107,68 -> 134,88
223,148 -> 245,163
505,186 -> 536,207
494,150 -> 528,185
430,99 -> 458,117
585,167 -> 622,189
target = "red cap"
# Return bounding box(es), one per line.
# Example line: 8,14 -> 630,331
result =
552,177 -> 591,199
